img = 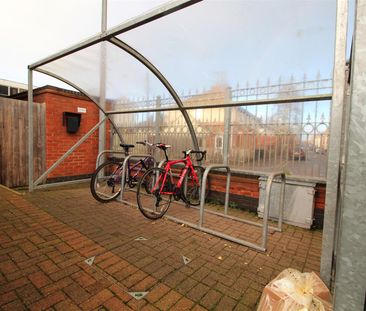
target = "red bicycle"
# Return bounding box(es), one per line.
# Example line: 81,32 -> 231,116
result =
136,143 -> 207,220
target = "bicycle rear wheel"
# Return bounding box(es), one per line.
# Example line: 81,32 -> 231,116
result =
137,167 -> 173,219
90,161 -> 123,203
181,166 -> 208,206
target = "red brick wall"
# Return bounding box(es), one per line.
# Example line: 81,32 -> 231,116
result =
33,89 -> 109,179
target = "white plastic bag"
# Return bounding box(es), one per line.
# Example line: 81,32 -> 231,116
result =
257,268 -> 332,311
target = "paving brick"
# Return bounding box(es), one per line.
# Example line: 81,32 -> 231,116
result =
200,289 -> 222,309
38,259 -> 60,275
41,277 -> 74,296
130,275 -> 158,292
0,260 -> 19,275
141,304 -> 160,311
16,283 -> 42,306
104,260 -> 129,274
29,291 -> 65,311
114,265 -> 139,281
241,288 -> 261,308
98,256 -> 120,269
234,303 -> 252,311
215,296 -> 237,311
175,277 -> 198,295
216,282 -> 242,300
103,297 -> 133,311
191,304 -> 208,311
163,270 -> 187,288
186,283 -> 210,302
79,289 -> 114,310
71,270 -> 96,288
155,290 -> 182,311
125,297 -> 147,311
146,283 -> 171,303
2,298 -> 25,311
170,297 -> 195,311
0,277 -> 29,294
0,291 -> 17,306
49,265 -> 80,282
55,243 -> 73,254
106,285 -> 131,305
55,298 -> 81,311
8,249 -> 29,263
63,283 -> 91,304
28,270 -> 52,289
123,270 -> 148,289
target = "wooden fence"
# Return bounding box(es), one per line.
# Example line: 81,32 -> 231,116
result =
0,97 -> 45,187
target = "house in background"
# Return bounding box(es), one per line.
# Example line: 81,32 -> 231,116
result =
0,79 -> 28,97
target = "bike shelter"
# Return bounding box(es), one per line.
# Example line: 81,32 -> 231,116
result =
27,0 -> 366,308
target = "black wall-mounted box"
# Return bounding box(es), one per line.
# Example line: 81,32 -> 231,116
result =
63,112 -> 81,134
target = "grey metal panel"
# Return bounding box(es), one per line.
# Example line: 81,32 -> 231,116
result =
258,178 -> 315,229
28,0 -> 202,69
333,0 -> 366,309
320,0 -> 348,286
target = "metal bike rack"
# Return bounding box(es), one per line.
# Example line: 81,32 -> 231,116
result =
166,168 -> 285,252
95,150 -> 126,168
120,154 -> 156,201
121,156 -> 286,252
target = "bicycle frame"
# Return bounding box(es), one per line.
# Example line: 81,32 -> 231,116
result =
128,156 -> 153,180
153,154 -> 199,195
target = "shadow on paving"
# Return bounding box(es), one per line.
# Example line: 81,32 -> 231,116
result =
1,183 -> 321,310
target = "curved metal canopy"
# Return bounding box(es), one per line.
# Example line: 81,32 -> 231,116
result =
30,0 -> 202,151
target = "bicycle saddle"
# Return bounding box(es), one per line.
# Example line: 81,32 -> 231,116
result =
156,143 -> 171,150
120,144 -> 135,149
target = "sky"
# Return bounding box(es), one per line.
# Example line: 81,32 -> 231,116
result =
0,0 -> 354,99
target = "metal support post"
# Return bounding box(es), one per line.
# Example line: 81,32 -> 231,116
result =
28,69 -> 34,192
333,0 -> 366,308
223,88 -> 232,165
199,165 -> 231,227
98,0 -> 107,163
278,176 -> 286,232
320,0 -> 348,286
261,174 -> 276,249
120,154 -> 155,201
155,96 -> 162,143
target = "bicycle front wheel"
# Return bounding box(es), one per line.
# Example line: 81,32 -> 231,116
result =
181,166 -> 208,206
137,167 -> 172,220
90,161 -> 123,203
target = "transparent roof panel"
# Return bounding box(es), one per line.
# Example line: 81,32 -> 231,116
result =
39,41 -> 174,110
107,0 -> 170,30
118,0 -> 336,105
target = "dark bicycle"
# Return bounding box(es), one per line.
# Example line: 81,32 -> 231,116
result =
90,141 -> 155,203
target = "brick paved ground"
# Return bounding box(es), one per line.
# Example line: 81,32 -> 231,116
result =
0,184 -> 322,310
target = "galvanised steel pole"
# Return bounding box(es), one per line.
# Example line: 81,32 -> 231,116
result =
320,0 -> 348,287
99,0 -> 107,161
28,69 -> 34,192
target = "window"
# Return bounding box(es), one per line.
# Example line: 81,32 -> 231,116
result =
215,136 -> 223,149
10,87 -> 18,95
0,85 -> 8,96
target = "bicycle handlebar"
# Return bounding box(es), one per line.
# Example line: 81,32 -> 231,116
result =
183,150 -> 207,161
136,140 -> 154,147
